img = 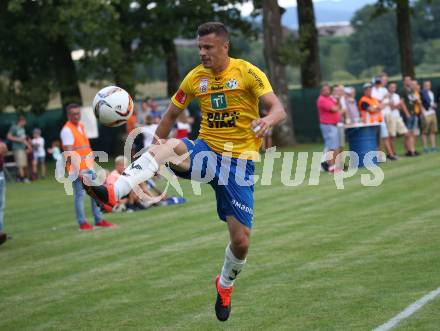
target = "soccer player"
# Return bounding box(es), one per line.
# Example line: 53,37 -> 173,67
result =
83,22 -> 286,321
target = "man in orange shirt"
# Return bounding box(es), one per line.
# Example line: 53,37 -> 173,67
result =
61,104 -> 115,230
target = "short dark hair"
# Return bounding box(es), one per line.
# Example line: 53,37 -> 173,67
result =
66,103 -> 80,113
16,113 -> 26,123
197,22 -> 229,40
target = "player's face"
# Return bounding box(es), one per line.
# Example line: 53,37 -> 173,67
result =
198,33 -> 229,69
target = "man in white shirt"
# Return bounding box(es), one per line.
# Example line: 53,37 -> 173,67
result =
61,104 -> 114,230
383,83 -> 409,159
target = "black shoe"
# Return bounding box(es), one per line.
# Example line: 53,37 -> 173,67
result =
0,232 -> 7,246
321,161 -> 329,172
413,151 -> 420,156
405,151 -> 413,157
386,154 -> 398,161
215,275 -> 233,321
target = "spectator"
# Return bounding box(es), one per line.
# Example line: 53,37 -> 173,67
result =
383,82 -> 409,158
7,115 -> 31,182
174,110 -> 193,139
358,83 -> 395,160
333,85 -> 347,151
142,115 -> 159,150
105,155 -> 159,211
317,84 -> 342,172
372,75 -> 389,105
61,104 -> 114,230
135,96 -> 157,125
31,128 -> 46,179
26,136 -> 35,180
401,76 -> 419,156
0,140 -> 8,246
145,97 -> 159,119
343,87 -> 360,124
48,140 -> 62,162
420,80 -> 438,153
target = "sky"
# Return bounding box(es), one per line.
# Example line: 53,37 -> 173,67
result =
239,0 -> 375,17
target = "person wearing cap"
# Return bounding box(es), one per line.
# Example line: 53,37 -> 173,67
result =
31,128 -> 46,179
358,83 -> 395,160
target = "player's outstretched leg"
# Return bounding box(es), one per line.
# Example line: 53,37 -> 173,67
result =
215,216 -> 250,321
82,139 -> 189,211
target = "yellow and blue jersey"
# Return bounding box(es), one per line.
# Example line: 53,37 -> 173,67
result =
171,58 -> 273,159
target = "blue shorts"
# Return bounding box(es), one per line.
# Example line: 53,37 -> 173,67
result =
172,138 -> 255,228
405,114 -> 418,132
320,124 -> 341,150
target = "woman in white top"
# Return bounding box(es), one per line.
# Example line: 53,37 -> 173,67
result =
31,128 -> 46,179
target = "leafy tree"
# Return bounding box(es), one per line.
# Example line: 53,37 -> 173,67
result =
374,0 -> 418,78
413,0 -> 440,40
348,5 -> 400,76
259,0 -> 296,146
136,0 -> 254,97
297,0 -> 321,88
0,0 -> 117,112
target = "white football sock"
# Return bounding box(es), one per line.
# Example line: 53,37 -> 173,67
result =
113,152 -> 159,200
219,244 -> 246,288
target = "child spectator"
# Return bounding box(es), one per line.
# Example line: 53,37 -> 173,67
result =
48,140 -> 62,162
31,128 -> 46,179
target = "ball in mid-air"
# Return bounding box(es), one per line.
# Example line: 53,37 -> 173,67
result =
93,86 -> 133,127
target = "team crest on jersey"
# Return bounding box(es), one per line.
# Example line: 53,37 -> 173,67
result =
199,78 -> 209,93
226,78 -> 238,89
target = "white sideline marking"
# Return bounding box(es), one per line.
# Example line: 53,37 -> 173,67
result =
373,286 -> 440,331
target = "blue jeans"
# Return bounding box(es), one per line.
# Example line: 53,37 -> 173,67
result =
0,171 -> 5,232
72,178 -> 102,225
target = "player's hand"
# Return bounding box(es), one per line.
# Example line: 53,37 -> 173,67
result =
251,118 -> 272,138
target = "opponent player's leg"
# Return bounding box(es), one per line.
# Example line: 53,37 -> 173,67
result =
215,216 -> 250,321
82,138 -> 190,211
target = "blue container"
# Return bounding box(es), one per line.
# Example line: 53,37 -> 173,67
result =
346,124 -> 379,167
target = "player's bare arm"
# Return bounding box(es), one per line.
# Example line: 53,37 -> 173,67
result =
155,103 -> 183,141
252,92 -> 286,138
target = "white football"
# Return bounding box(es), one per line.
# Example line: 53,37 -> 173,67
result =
93,86 -> 133,127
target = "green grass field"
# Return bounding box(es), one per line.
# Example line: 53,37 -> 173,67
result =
1,143 -> 439,330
